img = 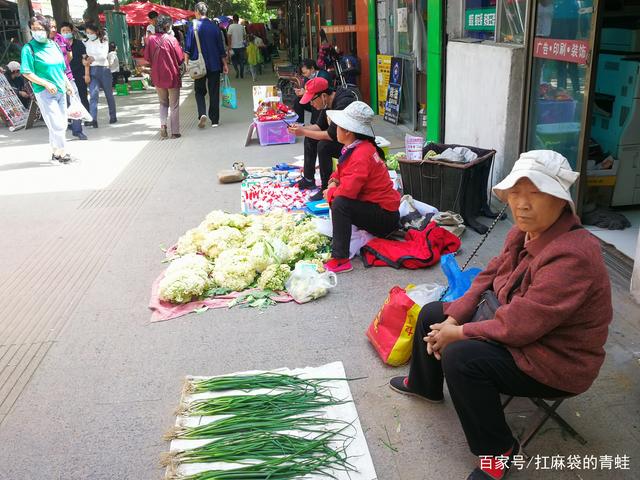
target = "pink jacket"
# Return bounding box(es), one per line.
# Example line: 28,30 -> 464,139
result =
144,33 -> 184,89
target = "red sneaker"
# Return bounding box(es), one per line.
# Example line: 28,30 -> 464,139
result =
324,258 -> 353,273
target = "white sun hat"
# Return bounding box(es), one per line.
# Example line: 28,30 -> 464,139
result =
493,150 -> 580,213
7,61 -> 20,72
326,101 -> 375,138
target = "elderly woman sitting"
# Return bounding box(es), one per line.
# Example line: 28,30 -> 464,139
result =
390,150 -> 612,480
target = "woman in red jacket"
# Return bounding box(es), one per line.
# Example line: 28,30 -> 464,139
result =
323,101 -> 400,273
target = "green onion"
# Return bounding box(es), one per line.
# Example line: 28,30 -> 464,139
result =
179,390 -> 348,418
184,372 -> 345,395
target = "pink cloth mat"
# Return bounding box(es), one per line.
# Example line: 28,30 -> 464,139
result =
148,272 -> 294,322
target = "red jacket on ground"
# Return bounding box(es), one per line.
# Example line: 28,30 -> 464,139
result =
326,141 -> 401,212
445,210 -> 612,394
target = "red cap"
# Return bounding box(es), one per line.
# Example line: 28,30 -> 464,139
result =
300,77 -> 330,105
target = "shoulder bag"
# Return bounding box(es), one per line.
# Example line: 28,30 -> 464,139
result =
188,20 -> 206,80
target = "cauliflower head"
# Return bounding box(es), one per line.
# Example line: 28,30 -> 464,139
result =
212,248 -> 257,292
200,226 -> 243,259
257,264 -> 291,291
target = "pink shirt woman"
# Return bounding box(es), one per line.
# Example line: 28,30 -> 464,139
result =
144,16 -> 184,138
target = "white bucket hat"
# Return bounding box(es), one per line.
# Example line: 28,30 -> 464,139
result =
7,61 -> 20,72
493,150 -> 580,213
326,101 -> 375,138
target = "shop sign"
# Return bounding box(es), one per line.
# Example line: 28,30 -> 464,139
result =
533,38 -> 590,65
322,25 -> 358,34
383,57 -> 403,125
464,8 -> 496,32
377,55 -> 392,115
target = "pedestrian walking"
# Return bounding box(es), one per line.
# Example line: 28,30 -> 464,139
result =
84,23 -> 117,127
108,42 -> 119,88
144,15 -> 184,139
185,2 -> 229,129
227,14 -> 246,79
20,15 -> 75,163
246,34 -> 259,82
61,22 -> 90,114
50,18 -> 87,141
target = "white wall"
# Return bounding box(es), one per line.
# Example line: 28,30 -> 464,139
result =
444,41 -> 526,186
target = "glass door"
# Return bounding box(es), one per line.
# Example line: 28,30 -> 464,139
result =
524,0 -> 598,172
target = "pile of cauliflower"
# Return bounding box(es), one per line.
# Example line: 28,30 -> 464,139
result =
158,210 -> 330,304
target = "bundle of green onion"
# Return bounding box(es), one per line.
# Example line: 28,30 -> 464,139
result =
185,372 -> 341,395
179,390 -> 348,418
165,413 -> 346,441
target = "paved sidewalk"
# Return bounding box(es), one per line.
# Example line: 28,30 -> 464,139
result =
0,75 -> 638,480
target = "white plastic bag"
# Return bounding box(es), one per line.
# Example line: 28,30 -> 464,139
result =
398,195 -> 439,218
67,93 -> 92,121
285,262 -> 337,303
313,217 -> 375,259
406,283 -> 444,307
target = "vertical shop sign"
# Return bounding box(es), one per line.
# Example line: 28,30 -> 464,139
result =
464,7 -> 496,31
0,75 -> 28,130
384,57 -> 403,125
533,38 -> 590,64
377,55 -> 392,115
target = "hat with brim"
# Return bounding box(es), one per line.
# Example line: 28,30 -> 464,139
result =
326,101 -> 375,138
493,150 -> 580,213
299,77 -> 330,105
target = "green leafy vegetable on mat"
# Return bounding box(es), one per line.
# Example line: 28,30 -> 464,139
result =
184,372 -> 345,395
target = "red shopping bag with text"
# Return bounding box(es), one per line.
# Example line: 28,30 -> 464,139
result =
366,286 -> 421,366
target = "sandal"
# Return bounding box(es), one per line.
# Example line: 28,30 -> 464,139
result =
160,125 -> 168,138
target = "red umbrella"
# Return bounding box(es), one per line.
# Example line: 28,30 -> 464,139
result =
100,2 -> 193,26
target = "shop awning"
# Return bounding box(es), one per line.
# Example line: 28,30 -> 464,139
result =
99,2 -> 193,26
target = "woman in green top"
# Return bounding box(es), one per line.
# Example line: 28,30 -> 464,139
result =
20,15 -> 74,164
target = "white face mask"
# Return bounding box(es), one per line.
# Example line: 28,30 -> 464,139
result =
87,33 -> 97,41
31,31 -> 48,43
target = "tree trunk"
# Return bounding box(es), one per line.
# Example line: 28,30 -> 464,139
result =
85,0 -> 99,23
51,0 -> 71,25
16,0 -> 31,43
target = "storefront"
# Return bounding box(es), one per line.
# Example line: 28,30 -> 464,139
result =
280,0 -> 375,104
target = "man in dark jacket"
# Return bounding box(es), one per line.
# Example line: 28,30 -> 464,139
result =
185,1 -> 229,128
288,76 -> 359,202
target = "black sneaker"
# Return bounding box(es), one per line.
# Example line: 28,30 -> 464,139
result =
308,190 -> 324,202
389,376 -> 444,403
296,177 -> 316,190
109,118 -> 118,124
58,154 -> 72,164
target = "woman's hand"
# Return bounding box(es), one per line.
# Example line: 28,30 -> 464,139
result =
84,75 -> 91,85
44,82 -> 58,94
287,124 -> 305,136
425,317 -> 462,360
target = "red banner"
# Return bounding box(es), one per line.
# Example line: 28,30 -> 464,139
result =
533,38 -> 590,64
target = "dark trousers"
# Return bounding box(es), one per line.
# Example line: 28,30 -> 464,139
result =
194,70 -> 221,124
74,76 -> 90,112
331,196 -> 399,259
231,48 -> 246,78
408,302 -> 570,456
303,137 -> 342,189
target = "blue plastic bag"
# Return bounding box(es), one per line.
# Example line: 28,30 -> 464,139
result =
221,75 -> 238,109
440,254 -> 482,302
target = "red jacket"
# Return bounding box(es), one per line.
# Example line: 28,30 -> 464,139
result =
326,142 -> 401,212
362,222 -> 461,269
144,33 -> 184,89
446,211 -> 612,394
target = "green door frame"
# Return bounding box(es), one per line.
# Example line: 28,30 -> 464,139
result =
368,0 -> 377,110
426,0 -> 443,141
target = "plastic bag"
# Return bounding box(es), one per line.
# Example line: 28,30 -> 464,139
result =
366,285 -> 421,366
398,195 -> 438,218
405,283 -> 444,307
313,217 -> 374,259
285,262 -> 337,303
440,253 -> 482,302
67,93 -> 92,121
221,74 -> 238,109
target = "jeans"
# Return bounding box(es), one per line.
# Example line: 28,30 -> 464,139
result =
156,87 -> 180,135
89,65 -> 117,123
194,70 -> 221,124
34,89 -> 67,152
407,302 -> 570,456
231,48 -> 246,78
303,137 -> 342,190
330,196 -> 399,258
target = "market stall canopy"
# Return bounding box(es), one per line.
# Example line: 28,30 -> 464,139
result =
99,2 -> 194,26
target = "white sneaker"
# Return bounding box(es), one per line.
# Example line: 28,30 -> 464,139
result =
211,123 -> 219,128
198,115 -> 208,129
